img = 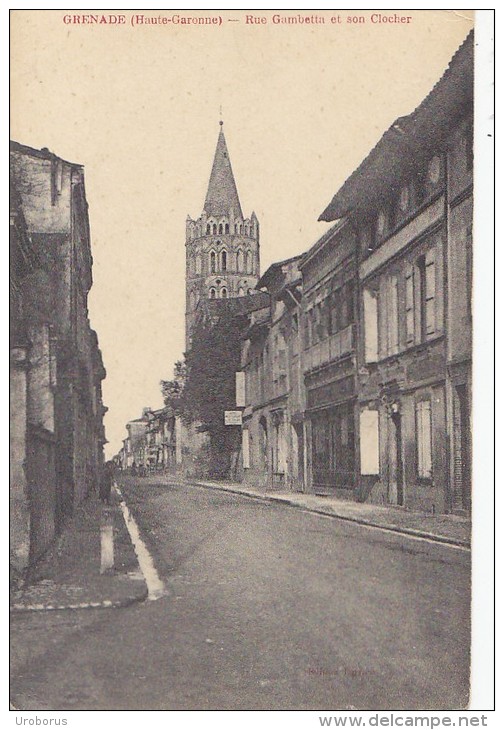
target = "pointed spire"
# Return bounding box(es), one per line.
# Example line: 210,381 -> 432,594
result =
203,123 -> 243,220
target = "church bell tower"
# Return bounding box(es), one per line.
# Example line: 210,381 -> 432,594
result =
185,122 -> 260,349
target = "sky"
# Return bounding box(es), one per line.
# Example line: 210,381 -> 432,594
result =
10,9 -> 474,457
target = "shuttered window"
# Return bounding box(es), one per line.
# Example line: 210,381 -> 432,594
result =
242,430 -> 250,469
363,289 -> 378,363
405,265 -> 414,344
359,410 -> 380,475
387,275 -> 399,355
416,400 -> 432,479
424,250 -> 436,336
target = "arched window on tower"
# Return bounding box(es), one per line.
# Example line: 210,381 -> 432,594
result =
213,224 -> 217,235
235,224 -> 239,234
210,251 -> 216,273
218,224 -> 223,234
221,287 -> 228,299
221,250 -> 227,271
206,224 -> 211,235
209,288 -> 216,299
237,250 -> 244,271
225,223 -> 229,234
246,251 -> 252,274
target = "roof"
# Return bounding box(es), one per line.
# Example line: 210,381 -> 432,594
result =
10,140 -> 84,169
201,291 -> 270,318
319,31 -> 474,221
203,124 -> 243,219
256,254 -> 302,290
299,218 -> 349,270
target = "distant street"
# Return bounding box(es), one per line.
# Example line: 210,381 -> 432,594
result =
11,478 -> 470,711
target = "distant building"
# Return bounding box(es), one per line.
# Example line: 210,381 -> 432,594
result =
319,31 -> 473,513
185,123 -> 260,350
145,407 -> 177,471
119,407 -> 178,473
10,141 -> 107,572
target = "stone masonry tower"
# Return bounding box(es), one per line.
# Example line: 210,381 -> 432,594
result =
185,123 -> 260,349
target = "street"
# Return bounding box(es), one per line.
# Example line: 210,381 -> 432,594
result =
10,478 -> 471,711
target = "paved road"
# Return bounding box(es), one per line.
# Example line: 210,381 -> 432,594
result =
10,478 -> 471,710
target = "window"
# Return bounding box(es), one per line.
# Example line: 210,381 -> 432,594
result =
221,287 -> 227,298
405,266 -> 414,344
212,224 -> 217,235
238,287 -> 244,297
209,288 -> 216,299
225,223 -> 229,234
237,250 -> 244,271
363,289 -> 378,363
303,310 -> 311,349
206,224 -> 211,235
273,417 -> 287,474
221,250 -> 227,271
418,252 -> 436,338
399,185 -> 409,212
359,410 -> 380,475
242,430 -> 250,469
210,251 -> 216,273
386,275 -> 399,355
416,400 -> 432,479
246,251 -> 252,274
427,156 -> 441,185
376,210 -> 387,240
330,289 -> 340,334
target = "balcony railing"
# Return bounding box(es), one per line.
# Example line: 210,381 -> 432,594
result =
304,324 -> 354,373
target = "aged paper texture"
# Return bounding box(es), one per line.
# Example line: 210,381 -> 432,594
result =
10,7 -> 494,718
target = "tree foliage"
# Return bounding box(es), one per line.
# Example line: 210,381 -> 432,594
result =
182,312 -> 244,430
160,359 -> 187,416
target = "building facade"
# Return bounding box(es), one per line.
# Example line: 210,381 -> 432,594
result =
10,141 -> 107,571
299,221 -> 359,497
319,31 -> 473,513
241,257 -> 304,491
185,123 -> 260,349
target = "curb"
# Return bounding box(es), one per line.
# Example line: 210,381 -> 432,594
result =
190,480 -> 471,550
10,586 -> 148,614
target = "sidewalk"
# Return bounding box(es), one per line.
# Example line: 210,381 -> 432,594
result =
10,491 -> 148,613
189,478 -> 471,548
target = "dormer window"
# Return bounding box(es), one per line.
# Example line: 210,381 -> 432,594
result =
377,210 -> 387,238
428,156 -> 441,185
399,185 -> 409,212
